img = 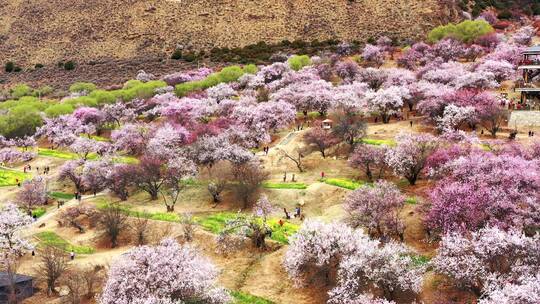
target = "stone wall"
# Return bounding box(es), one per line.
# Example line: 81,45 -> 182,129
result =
0,0 -> 458,66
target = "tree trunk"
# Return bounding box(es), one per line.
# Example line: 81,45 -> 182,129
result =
365,165 -> 373,182
111,235 -> 118,248
407,174 -> 417,186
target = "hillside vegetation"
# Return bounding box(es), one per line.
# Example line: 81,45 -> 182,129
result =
0,0 -> 456,67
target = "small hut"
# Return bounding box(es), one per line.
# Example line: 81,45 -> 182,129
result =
0,272 -> 34,303
322,119 -> 333,130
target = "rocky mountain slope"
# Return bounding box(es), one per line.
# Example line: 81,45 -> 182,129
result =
0,0 -> 457,67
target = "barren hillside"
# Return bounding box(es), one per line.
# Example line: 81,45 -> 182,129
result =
0,0 -> 457,66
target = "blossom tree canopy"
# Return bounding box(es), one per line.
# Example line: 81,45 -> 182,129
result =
72,107 -> 105,127
102,102 -> 136,127
344,180 -> 405,240
348,144 -> 386,182
70,137 -> 101,160
0,203 -> 34,257
147,124 -> 191,160
362,44 -> 385,66
100,239 -> 231,304
426,152 -> 540,233
284,220 -> 424,303
476,59 -> 515,82
207,83 -> 237,103
16,177 -> 47,213
58,160 -> 85,193
335,60 -> 361,84
365,86 -> 410,123
385,132 -> 439,185
111,123 -> 150,155
332,82 -> 369,113
432,227 -> 540,298
270,79 -> 334,115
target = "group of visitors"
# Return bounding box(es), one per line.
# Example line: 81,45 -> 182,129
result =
23,164 -> 50,175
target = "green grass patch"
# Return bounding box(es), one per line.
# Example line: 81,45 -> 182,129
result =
0,168 -> 29,186
112,155 -> 139,164
410,255 -> 431,267
405,197 -> 418,205
49,191 -> 76,200
359,138 -> 396,146
35,231 -> 95,254
32,207 -> 46,218
196,212 -> 238,234
320,178 -> 365,190
231,291 -> 274,304
267,218 -> 299,244
88,135 -> 110,142
38,148 -> 136,163
37,148 -> 99,160
262,182 -> 307,190
96,202 -> 180,222
479,143 -> 492,151
196,212 -> 299,244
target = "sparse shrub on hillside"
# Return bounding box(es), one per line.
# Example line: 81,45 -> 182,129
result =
63,60 -> 76,70
34,63 -> 44,69
4,61 -> 15,72
171,49 -> 182,60
428,20 -> 494,43
497,9 -> 512,20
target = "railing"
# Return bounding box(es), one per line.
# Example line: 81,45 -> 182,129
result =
514,80 -> 540,89
519,59 -> 540,66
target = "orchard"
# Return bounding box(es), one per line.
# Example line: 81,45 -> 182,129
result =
0,8 -> 539,304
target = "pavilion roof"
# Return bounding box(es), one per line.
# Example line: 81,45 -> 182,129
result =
522,45 -> 540,55
0,272 -> 33,286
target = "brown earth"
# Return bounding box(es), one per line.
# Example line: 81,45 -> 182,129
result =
0,0 -> 458,68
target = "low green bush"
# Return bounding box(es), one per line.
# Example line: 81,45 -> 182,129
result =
69,82 -> 97,93
428,20 -> 494,43
44,103 -> 75,117
288,55 -> 312,71
0,105 -> 43,138
175,65 -> 257,97
11,84 -> 32,99
88,89 -> 116,104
